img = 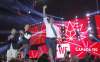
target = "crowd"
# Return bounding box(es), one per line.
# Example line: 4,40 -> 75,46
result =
6,24 -> 32,62
0,48 -> 99,62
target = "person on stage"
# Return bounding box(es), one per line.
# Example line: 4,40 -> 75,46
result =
19,24 -> 32,61
7,28 -> 19,62
7,28 -> 19,49
43,5 -> 61,62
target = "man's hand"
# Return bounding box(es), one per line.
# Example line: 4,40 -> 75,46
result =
8,35 -> 14,40
43,5 -> 47,9
43,5 -> 47,17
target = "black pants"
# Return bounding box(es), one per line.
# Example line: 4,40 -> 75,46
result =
45,38 -> 57,58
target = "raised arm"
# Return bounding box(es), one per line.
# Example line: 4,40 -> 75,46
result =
43,5 -> 47,18
43,5 -> 49,24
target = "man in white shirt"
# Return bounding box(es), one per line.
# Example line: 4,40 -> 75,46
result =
43,5 -> 61,62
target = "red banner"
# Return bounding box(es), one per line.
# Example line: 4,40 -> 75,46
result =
28,15 -> 100,59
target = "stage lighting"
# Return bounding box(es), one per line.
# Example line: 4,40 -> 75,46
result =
75,16 -> 78,18
88,27 -> 92,31
89,34 -> 93,37
69,37 -> 73,41
86,13 -> 90,17
61,24 -> 64,26
28,10 -> 31,14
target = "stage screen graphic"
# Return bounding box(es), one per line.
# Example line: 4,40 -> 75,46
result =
28,16 -> 100,59
95,15 -> 100,38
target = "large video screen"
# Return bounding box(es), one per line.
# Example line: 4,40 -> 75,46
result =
28,16 -> 100,59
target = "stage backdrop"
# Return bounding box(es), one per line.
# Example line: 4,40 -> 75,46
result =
28,15 -> 100,59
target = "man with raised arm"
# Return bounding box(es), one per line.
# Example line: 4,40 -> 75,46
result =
43,5 -> 61,62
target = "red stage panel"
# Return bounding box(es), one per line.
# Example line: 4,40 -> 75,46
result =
29,24 -> 46,45
95,15 -> 100,38
28,17 -> 100,59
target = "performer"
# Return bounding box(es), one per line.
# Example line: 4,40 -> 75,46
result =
18,30 -> 24,44
75,29 -> 81,41
19,24 -> 32,61
7,28 -> 20,50
43,5 -> 61,62
7,28 -> 19,62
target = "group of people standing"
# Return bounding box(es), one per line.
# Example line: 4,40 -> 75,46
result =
7,24 -> 32,62
6,5 -> 100,62
6,5 -> 61,62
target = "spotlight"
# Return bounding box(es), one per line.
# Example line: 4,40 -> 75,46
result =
88,27 -> 92,31
61,17 -> 64,20
86,13 -> 90,17
61,24 -> 64,26
88,21 -> 90,24
89,34 -> 93,37
28,11 -> 31,14
75,16 -> 78,18
75,16 -> 78,21
69,37 -> 73,40
62,31 -> 65,33
76,29 -> 80,31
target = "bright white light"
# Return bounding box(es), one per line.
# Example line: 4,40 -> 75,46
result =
86,13 -> 90,16
61,18 -> 64,20
89,34 -> 93,37
77,36 -> 81,41
77,29 -> 80,31
69,37 -> 73,40
61,24 -> 64,26
76,22 -> 79,25
88,27 -> 92,31
75,16 -> 78,18
88,21 -> 90,24
62,31 -> 65,33
28,11 -> 31,14
75,16 -> 78,21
